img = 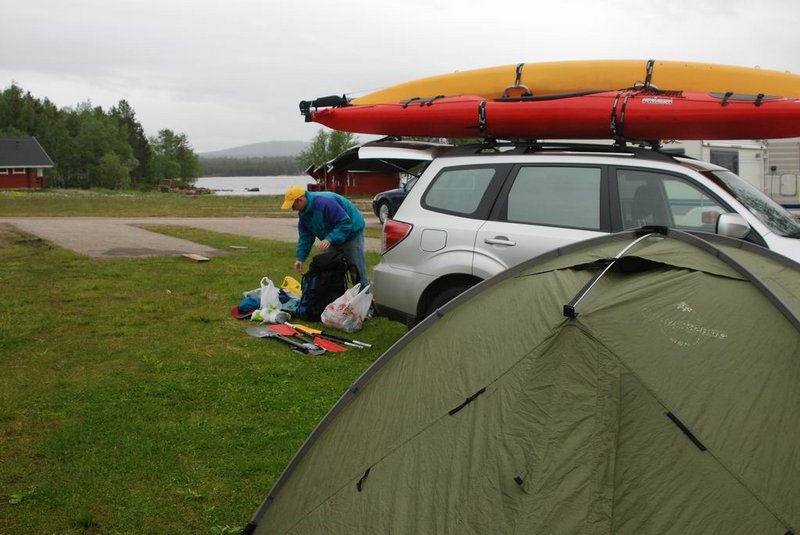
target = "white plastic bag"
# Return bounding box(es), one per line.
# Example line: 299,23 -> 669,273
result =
252,277 -> 287,323
259,277 -> 280,308
321,284 -> 373,333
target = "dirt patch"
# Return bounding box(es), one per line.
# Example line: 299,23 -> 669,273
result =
0,223 -> 19,242
0,224 -> 53,251
0,223 -> 28,247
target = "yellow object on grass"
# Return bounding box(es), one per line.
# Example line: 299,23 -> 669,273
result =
281,276 -> 302,297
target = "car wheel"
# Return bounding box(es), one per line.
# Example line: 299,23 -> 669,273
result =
423,283 -> 472,319
378,201 -> 392,224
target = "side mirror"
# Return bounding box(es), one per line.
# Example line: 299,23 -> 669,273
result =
716,212 -> 751,239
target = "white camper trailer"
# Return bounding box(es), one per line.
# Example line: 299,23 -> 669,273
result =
764,138 -> 800,211
665,139 -> 800,214
665,140 -> 767,190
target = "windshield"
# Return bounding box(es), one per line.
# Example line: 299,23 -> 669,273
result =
706,170 -> 800,238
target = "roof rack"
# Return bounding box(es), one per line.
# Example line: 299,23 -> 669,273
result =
439,139 -> 682,163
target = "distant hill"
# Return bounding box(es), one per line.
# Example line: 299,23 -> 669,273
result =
199,140 -> 309,159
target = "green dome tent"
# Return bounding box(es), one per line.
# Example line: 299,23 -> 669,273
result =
244,228 -> 800,535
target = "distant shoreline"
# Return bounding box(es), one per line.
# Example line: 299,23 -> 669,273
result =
192,175 -> 315,196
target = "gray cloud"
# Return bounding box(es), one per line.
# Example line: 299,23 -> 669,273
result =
2,0 -> 799,152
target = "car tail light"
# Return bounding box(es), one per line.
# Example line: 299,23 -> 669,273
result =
382,219 -> 413,253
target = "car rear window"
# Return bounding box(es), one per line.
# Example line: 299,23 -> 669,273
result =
423,167 -> 497,215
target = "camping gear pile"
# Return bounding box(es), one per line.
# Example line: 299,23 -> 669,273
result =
295,250 -> 360,322
234,250 -> 369,325
243,228 -> 800,534
234,276 -> 301,323
233,250 -> 373,356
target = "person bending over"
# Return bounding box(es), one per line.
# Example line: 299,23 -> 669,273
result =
281,185 -> 370,292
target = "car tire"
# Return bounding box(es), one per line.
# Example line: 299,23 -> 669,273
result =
378,201 -> 392,224
423,283 -> 472,319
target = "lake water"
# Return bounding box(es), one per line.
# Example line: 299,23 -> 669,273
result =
191,176 -> 316,195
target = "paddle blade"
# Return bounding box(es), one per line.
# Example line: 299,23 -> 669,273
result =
268,324 -> 297,336
246,326 -> 277,338
291,323 -> 321,335
313,336 -> 347,352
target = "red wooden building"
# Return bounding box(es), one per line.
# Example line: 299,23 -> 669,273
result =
306,144 -> 400,195
0,137 -> 54,189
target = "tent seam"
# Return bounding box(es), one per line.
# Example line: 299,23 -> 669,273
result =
278,324 -> 571,533
575,322 -> 794,532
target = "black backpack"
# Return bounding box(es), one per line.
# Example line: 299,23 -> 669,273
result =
295,250 -> 359,321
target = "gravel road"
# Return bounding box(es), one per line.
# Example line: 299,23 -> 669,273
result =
0,216 -> 382,259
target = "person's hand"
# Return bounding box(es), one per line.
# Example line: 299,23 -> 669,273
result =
294,260 -> 303,273
319,239 -> 331,251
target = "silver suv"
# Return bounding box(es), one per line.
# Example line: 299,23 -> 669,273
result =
370,141 -> 800,327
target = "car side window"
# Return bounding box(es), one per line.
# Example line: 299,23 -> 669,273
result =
617,169 -> 728,232
423,167 -> 496,215
505,166 -> 602,230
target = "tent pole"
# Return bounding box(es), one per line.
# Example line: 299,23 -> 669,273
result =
564,230 -> 662,318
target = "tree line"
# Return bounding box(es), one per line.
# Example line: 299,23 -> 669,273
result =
0,83 -> 200,189
0,83 -> 390,189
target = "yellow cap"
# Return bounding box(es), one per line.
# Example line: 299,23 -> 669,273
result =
281,185 -> 306,209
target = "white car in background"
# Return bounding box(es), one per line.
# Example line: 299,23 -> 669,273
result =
365,140 -> 800,328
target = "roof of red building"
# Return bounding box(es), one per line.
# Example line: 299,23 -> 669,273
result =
0,137 -> 54,167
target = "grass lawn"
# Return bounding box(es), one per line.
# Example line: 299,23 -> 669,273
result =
0,189 -> 377,219
0,190 -> 383,241
0,188 -> 285,217
0,221 -> 405,533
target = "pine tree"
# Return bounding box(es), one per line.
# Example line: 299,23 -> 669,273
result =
110,100 -> 153,185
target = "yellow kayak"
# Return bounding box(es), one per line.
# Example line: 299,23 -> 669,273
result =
351,59 -> 800,104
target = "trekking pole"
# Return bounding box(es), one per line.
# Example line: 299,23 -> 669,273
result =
288,322 -> 372,348
318,331 -> 372,348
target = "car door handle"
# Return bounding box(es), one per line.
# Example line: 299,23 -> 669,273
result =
484,236 -> 516,246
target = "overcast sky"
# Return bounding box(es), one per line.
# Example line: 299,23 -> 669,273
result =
3,0 -> 800,152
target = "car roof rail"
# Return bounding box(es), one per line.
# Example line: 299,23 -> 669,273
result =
438,139 -> 685,163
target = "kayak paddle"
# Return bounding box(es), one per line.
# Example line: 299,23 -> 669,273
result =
269,324 -> 348,353
288,323 -> 372,348
245,326 -> 326,356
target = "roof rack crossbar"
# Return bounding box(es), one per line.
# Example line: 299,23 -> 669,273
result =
438,140 -> 679,162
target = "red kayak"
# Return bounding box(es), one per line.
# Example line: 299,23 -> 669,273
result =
307,90 -> 800,140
